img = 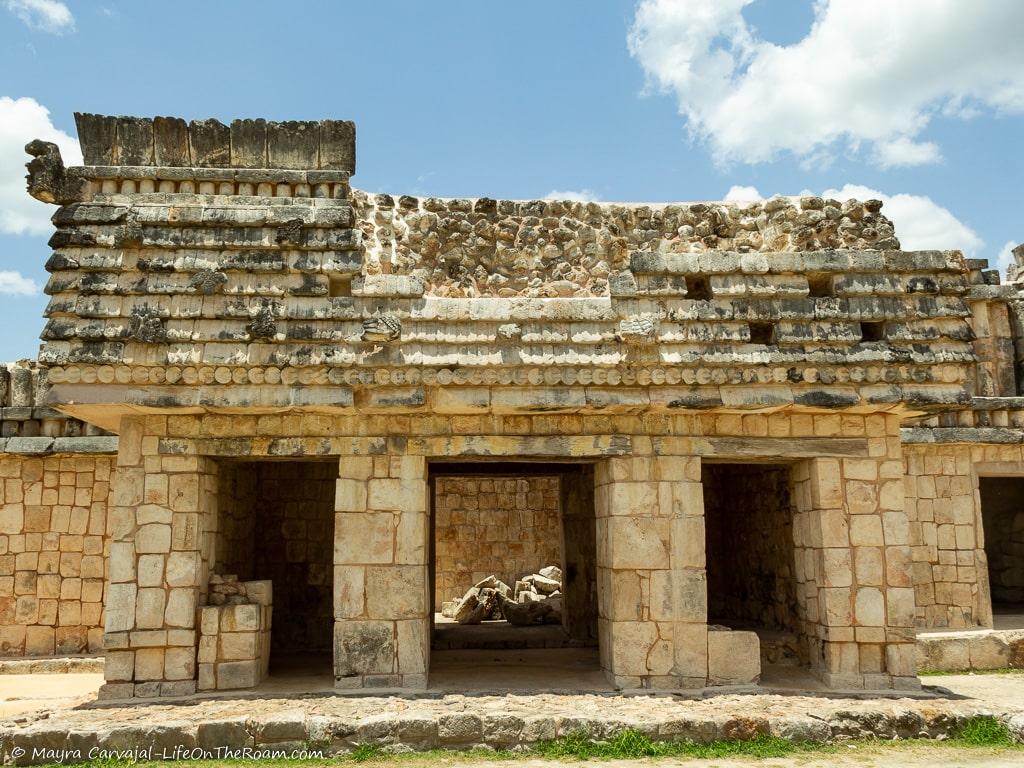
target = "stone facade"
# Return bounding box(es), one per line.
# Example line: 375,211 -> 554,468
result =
433,475 -> 561,607
0,111 -> 1021,696
0,453 -> 112,656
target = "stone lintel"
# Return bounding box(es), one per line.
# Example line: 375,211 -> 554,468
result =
694,436 -> 870,458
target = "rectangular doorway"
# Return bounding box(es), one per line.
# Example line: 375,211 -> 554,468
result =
979,477 -> 1024,624
427,462 -> 604,691
216,459 -> 336,680
702,462 -> 802,667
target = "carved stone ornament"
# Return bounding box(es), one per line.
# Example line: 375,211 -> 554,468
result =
25,140 -> 85,205
247,305 -> 278,340
127,306 -> 167,343
189,270 -> 228,295
617,316 -> 657,343
361,314 -> 402,342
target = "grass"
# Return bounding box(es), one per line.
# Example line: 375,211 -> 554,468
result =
531,729 -> 823,760
918,666 -> 1024,676
951,715 -> 1016,747
28,717 -> 1023,767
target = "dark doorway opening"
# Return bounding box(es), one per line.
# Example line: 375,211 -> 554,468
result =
703,462 -> 802,666
427,461 -> 603,691
216,459 -> 336,677
979,477 -> 1024,619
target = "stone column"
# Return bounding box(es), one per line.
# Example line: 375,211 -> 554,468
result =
595,454 -> 707,689
100,417 -> 218,698
793,415 -> 918,689
333,453 -> 429,689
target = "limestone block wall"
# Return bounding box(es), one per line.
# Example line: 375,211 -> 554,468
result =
334,453 -> 430,689
81,408 -> 927,694
215,461 -> 335,654
901,440 -> 1024,628
197,581 -> 272,692
433,475 -> 561,606
787,416 -> 918,689
594,450 -> 708,689
902,444 -> 988,629
101,416 -> 220,699
0,453 -> 112,656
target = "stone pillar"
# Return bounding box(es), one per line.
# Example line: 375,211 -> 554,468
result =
792,415 -> 919,689
100,417 -> 218,698
595,454 -> 707,689
333,453 -> 429,689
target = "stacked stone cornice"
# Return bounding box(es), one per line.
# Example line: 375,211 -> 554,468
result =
23,115 -> 989,427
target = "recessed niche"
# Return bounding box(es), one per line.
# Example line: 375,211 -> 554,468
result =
685,275 -> 711,300
749,322 -> 775,345
807,273 -> 834,298
861,321 -> 885,342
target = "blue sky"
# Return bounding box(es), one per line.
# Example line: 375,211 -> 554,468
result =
0,0 -> 1021,360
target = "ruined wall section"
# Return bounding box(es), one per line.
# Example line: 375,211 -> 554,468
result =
0,363 -> 108,443
354,192 -> 899,299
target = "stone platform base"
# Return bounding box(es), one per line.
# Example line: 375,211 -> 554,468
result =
0,656 -> 103,675
916,628 -> 1024,672
3,687 -> 1023,763
431,621 -> 591,651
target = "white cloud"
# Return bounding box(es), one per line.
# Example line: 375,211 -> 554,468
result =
0,96 -> 82,236
822,183 -> 983,256
996,240 -> 1020,278
628,0 -> 1024,167
4,0 -> 75,33
0,271 -> 40,295
543,189 -> 599,202
872,137 -> 942,170
724,185 -> 762,201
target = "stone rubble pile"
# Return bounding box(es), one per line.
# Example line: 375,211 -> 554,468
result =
207,574 -> 269,607
441,566 -> 563,626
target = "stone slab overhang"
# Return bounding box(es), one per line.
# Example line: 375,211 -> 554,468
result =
26,114 -> 990,432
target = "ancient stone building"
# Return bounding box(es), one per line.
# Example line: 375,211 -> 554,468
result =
1,113 -> 1021,698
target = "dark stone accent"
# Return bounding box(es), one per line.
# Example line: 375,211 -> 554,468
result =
188,270 -> 228,294
189,119 -> 230,167
127,306 -> 167,343
74,113 -> 117,165
793,390 -> 860,408
247,305 -> 278,340
267,121 -> 319,169
907,276 -> 938,294
275,218 -> 304,246
230,118 -> 268,168
319,120 -> 356,173
153,116 -> 190,166
45,253 -> 78,271
113,221 -> 143,248
114,117 -> 154,165
48,229 -> 96,249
